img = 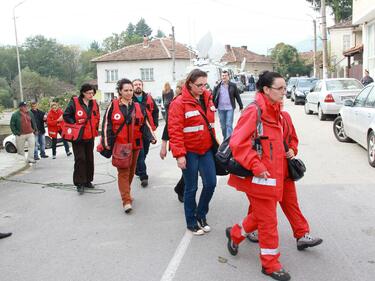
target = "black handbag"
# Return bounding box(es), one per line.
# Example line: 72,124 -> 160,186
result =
283,141 -> 306,181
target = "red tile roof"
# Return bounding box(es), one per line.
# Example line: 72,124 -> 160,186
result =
92,38 -> 194,62
221,46 -> 274,64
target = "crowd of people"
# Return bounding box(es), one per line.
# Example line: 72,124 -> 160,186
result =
6,69 -> 327,281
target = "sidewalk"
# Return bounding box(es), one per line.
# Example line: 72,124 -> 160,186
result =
0,151 -> 29,179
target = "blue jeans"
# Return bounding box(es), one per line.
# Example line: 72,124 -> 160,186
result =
136,138 -> 150,180
218,109 -> 234,140
182,150 -> 217,228
34,133 -> 46,157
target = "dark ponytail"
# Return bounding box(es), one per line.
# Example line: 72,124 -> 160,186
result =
256,71 -> 283,93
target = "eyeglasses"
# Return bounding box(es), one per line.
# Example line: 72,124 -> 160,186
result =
193,83 -> 207,88
270,86 -> 287,92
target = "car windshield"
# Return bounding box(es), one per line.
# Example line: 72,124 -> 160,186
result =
326,80 -> 363,91
298,79 -> 317,88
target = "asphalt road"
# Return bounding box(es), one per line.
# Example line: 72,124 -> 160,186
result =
1,92 -> 375,281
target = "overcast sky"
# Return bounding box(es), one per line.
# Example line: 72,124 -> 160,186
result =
0,0 -> 334,55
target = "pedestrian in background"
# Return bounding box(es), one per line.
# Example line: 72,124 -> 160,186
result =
168,69 -> 217,235
63,84 -> 100,194
249,74 -> 256,91
162,82 -> 174,115
10,102 -> 37,164
361,69 -> 374,86
30,101 -> 48,160
46,101 -> 72,159
102,78 -> 156,213
160,80 -> 185,203
132,79 -> 159,188
213,70 -> 243,140
225,71 -> 290,280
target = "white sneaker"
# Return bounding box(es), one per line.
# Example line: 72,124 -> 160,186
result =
297,233 -> 323,250
124,204 -> 132,214
188,226 -> 205,235
197,218 -> 211,232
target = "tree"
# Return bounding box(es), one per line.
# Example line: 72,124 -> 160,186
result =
271,43 -> 312,77
135,18 -> 152,37
0,46 -> 21,82
0,77 -> 13,108
126,23 -> 135,37
306,0 -> 352,23
156,29 -> 166,38
89,41 -> 101,52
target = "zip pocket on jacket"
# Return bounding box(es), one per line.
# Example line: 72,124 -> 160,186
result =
270,142 -> 273,161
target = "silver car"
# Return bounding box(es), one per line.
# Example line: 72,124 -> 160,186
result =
305,78 -> 363,120
333,83 -> 375,167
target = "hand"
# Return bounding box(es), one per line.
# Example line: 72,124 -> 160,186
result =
57,116 -> 63,121
286,148 -> 295,159
151,138 -> 157,144
258,171 -> 270,179
240,109 -> 244,113
160,141 -> 167,159
105,145 -> 111,150
177,156 -> 186,170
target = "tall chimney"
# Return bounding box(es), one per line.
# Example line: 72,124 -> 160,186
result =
225,44 -> 231,52
143,35 -> 149,47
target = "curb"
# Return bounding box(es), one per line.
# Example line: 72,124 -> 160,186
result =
2,162 -> 30,179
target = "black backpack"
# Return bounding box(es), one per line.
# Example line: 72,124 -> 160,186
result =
215,102 -> 265,177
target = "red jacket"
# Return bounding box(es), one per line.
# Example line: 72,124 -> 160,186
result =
73,97 -> 100,140
47,108 -> 64,138
227,92 -> 285,201
168,86 -> 216,158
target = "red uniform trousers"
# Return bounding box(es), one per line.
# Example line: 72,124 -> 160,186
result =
117,150 -> 140,206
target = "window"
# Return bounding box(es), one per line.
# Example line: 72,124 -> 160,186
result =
314,81 -> 322,92
343,34 -> 351,51
353,86 -> 372,107
105,69 -> 118,83
364,86 -> 375,107
104,92 -> 114,102
326,79 -> 363,91
140,68 -> 154,81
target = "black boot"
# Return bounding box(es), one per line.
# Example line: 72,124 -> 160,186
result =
76,184 -> 84,194
262,268 -> 291,281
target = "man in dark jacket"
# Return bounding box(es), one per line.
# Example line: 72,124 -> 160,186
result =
213,71 -> 243,139
361,69 -> 374,86
30,101 -> 48,160
132,79 -> 159,187
10,102 -> 37,163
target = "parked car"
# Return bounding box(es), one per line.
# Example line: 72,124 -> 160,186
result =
305,78 -> 363,120
290,78 -> 318,105
2,128 -> 63,153
333,83 -> 375,167
286,77 -> 298,98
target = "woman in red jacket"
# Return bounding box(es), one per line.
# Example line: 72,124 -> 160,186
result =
46,102 -> 72,159
168,69 -> 217,235
101,78 -> 156,213
224,71 -> 290,280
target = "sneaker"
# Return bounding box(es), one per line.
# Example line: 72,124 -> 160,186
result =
188,225 -> 204,236
262,267 -> 291,281
76,185 -> 84,194
177,193 -> 184,203
41,155 -> 49,158
34,156 -> 40,160
197,218 -> 211,232
124,204 -> 132,214
67,151 -> 72,156
52,155 -> 56,159
141,179 -> 148,187
297,233 -> 323,251
247,230 -> 259,243
85,182 -> 95,189
225,227 -> 238,256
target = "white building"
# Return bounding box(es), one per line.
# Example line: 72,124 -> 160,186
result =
92,37 -> 194,102
353,0 -> 375,78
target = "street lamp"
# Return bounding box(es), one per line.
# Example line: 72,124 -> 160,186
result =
160,17 -> 176,82
307,14 -> 318,78
13,0 -> 26,102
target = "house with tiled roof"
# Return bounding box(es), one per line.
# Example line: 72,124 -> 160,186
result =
92,37 -> 194,102
220,45 -> 274,75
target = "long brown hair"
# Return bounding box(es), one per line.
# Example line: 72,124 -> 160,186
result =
162,82 -> 171,94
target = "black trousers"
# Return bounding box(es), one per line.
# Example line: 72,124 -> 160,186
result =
72,139 -> 94,186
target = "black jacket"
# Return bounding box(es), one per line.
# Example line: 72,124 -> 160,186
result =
30,109 -> 46,134
213,81 -> 243,110
132,91 -> 159,128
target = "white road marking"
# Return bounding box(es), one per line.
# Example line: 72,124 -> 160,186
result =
160,231 -> 193,281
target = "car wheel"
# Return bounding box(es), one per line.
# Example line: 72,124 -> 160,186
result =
294,98 -> 299,105
291,95 -> 294,102
333,116 -> 351,142
318,105 -> 327,121
45,136 -> 52,149
367,131 -> 375,167
304,102 -> 313,115
5,142 -> 17,153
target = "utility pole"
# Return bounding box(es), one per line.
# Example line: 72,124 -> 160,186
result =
171,25 -> 176,82
313,19 -> 318,78
13,1 -> 26,102
321,0 -> 329,78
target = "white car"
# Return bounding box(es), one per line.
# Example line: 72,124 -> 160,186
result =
333,83 -> 375,167
2,128 -> 62,153
305,78 -> 363,120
